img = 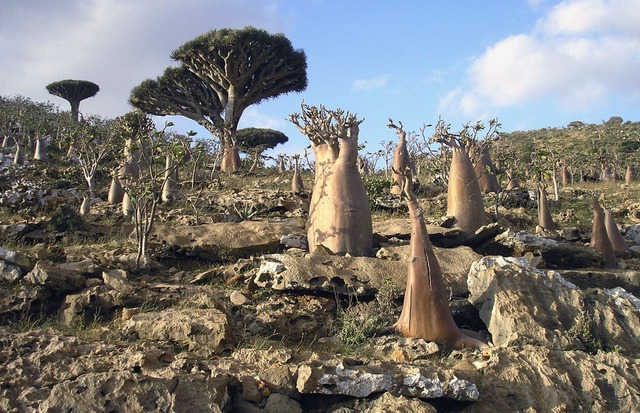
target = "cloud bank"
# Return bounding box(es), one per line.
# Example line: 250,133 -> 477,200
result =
0,0 -> 288,118
438,0 -> 640,121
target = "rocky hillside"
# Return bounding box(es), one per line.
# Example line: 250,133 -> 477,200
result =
1,142 -> 640,412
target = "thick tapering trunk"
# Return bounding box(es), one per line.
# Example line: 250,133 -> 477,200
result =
278,156 -> 286,173
590,197 -> 617,268
34,138 -> 46,161
505,171 -> 519,190
307,126 -> 372,256
446,146 -> 489,235
395,175 -> 485,349
625,165 -> 635,184
13,145 -> 24,166
122,192 -> 134,217
2,135 -> 15,147
391,132 -> 409,196
79,196 -> 91,215
561,166 -> 572,186
604,208 -> 630,258
538,188 -> 555,230
292,157 -> 304,194
220,144 -> 241,173
161,155 -> 178,203
108,177 -> 124,204
473,149 -> 500,194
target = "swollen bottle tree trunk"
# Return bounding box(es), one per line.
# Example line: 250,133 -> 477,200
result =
13,145 -> 24,166
33,137 -> 46,161
589,197 -> 617,269
388,120 -> 409,196
442,139 -> 489,236
394,171 -> 486,349
108,175 -> 124,204
561,165 -> 572,186
290,104 -> 372,256
604,208 -> 630,258
625,165 -> 635,184
291,155 -> 304,194
538,187 -> 555,231
161,154 -> 178,202
505,170 -> 519,190
473,147 -> 500,194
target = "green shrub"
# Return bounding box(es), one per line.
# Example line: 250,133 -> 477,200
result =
49,204 -> 86,233
363,177 -> 391,203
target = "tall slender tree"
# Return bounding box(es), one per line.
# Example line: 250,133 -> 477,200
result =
46,79 -> 99,122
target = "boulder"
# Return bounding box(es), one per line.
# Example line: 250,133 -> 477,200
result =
122,308 -> 233,357
0,260 -> 22,282
143,220 -> 305,260
24,260 -> 87,293
468,256 -> 640,353
460,345 -> 640,413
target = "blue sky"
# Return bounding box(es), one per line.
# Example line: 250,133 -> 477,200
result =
2,0 -> 640,158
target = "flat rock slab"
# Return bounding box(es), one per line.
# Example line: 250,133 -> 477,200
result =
145,220 -> 305,260
122,308 -> 233,357
256,244 -> 480,297
374,218 -> 462,245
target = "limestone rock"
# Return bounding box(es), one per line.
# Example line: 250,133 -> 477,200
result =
366,392 -> 436,413
296,359 -> 478,401
264,393 -> 302,413
255,246 -> 479,298
230,290 -> 252,306
122,308 -> 233,357
102,269 -> 134,294
0,246 -> 31,270
464,345 -> 640,413
25,260 -> 87,293
468,256 -> 640,353
142,220 -> 305,260
0,260 -> 22,282
482,229 -> 602,268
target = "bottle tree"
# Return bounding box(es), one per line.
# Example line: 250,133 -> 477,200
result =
290,103 -> 372,257
131,26 -> 307,173
46,79 -> 99,122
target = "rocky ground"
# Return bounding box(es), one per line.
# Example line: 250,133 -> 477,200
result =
1,161 -> 640,412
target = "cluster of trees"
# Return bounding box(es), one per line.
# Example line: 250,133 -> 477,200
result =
5,25 -> 634,350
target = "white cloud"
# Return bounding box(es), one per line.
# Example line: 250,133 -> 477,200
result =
352,75 -> 390,93
0,0 -> 290,118
439,0 -> 640,121
238,108 -> 287,130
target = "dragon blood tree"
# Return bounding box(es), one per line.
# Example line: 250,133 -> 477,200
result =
290,103 -> 372,256
394,168 -> 486,349
433,119 -> 490,236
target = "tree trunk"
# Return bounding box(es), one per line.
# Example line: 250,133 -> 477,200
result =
34,138 -> 46,161
395,173 -> 485,349
604,208 -> 630,258
391,131 -> 409,196
79,196 -> 91,215
307,124 -> 372,256
292,157 -> 304,194
473,148 -> 500,194
589,197 -> 616,268
161,155 -> 178,202
13,145 -> 24,166
625,165 -> 635,184
538,187 -> 555,230
446,145 -> 489,235
108,177 -> 124,204
220,144 -> 241,173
